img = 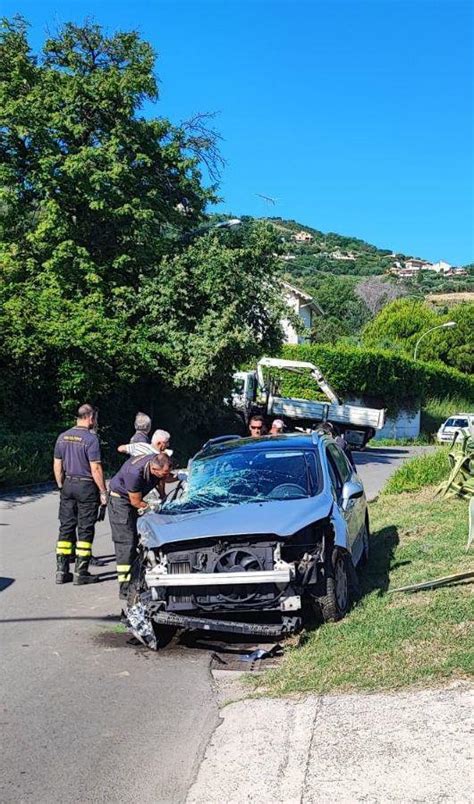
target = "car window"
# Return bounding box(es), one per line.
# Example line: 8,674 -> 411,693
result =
327,443 -> 352,484
162,448 -> 322,514
305,452 -> 319,495
445,418 -> 468,428
326,451 -> 343,499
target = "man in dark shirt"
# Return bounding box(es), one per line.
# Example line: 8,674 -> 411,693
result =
130,412 -> 152,444
53,404 -> 107,585
108,452 -> 171,599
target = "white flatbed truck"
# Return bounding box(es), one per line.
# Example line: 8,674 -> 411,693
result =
232,357 -> 385,447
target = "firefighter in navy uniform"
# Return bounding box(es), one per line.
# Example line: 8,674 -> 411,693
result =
108,452 -> 171,599
53,404 -> 107,585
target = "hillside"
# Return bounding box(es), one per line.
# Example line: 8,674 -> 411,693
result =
262,216 -> 397,277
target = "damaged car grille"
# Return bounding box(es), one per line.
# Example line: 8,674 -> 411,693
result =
152,540 -> 285,612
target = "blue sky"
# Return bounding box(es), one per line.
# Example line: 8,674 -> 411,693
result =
3,0 -> 473,264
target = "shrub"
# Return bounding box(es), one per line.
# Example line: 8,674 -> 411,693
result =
383,449 -> 450,494
278,344 -> 474,415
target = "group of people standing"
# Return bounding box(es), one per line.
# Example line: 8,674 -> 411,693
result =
53,407 -> 174,600
53,404 -> 352,602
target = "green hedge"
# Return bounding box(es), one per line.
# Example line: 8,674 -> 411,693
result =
279,344 -> 474,415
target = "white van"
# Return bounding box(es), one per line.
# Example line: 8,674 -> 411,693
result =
436,414 -> 474,444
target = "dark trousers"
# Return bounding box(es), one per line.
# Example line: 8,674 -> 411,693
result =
108,495 -> 138,595
56,478 -> 99,560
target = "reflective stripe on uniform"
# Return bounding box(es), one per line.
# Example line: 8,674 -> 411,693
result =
77,540 -> 92,549
57,539 -> 73,555
76,540 -> 92,556
117,564 -> 131,582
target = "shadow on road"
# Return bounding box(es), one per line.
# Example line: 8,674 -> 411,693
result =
0,483 -> 55,508
0,577 -> 15,592
354,449 -> 409,468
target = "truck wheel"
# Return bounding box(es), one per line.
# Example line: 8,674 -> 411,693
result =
314,549 -> 350,623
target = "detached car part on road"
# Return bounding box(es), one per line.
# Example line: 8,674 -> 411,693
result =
126,433 -> 370,649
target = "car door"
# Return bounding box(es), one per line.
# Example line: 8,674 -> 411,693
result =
326,442 -> 362,551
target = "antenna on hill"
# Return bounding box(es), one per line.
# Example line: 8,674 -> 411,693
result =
256,193 -> 278,207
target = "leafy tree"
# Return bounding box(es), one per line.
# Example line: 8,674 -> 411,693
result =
0,18 -> 285,438
295,274 -> 371,340
362,299 -> 474,374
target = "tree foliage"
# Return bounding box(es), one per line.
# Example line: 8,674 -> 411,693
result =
0,18 -> 285,439
362,299 -> 474,374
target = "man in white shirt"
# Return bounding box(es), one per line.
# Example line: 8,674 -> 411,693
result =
118,429 -> 171,458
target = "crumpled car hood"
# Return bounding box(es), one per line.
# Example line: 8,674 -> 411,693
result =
138,492 -> 334,549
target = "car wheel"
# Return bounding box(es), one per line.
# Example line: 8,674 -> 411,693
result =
315,549 -> 350,623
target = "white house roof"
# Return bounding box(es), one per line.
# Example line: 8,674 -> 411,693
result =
282,281 -> 324,315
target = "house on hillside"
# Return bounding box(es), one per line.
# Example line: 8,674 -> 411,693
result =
404,258 -> 432,271
293,230 -> 313,243
281,281 -> 323,345
430,260 -> 452,274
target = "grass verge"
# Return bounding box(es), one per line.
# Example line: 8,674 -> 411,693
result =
250,488 -> 473,696
383,448 -> 450,494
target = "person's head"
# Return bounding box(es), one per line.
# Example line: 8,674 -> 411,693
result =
249,415 -> 265,437
151,428 -> 171,451
148,453 -> 171,479
77,403 -> 98,430
270,419 -> 285,435
134,411 -> 151,435
316,422 -> 334,437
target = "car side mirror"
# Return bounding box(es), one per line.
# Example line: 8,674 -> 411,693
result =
342,479 -> 364,510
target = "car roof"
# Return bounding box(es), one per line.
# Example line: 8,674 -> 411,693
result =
195,432 -> 324,460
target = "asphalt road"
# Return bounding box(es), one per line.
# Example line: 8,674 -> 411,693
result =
0,446 -> 429,802
353,444 -> 434,501
0,488 -> 218,804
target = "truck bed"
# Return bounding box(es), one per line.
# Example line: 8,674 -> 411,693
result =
269,395 -> 385,430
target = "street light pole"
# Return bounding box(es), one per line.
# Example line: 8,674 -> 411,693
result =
413,321 -> 456,360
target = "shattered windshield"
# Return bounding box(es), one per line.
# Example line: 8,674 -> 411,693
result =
162,449 -> 320,515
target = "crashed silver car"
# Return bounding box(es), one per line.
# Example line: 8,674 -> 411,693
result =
126,432 -> 369,648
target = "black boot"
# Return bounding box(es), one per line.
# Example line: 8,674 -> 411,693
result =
73,556 -> 99,585
56,555 -> 73,584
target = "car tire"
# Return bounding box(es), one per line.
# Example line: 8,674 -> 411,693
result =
315,548 -> 350,623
